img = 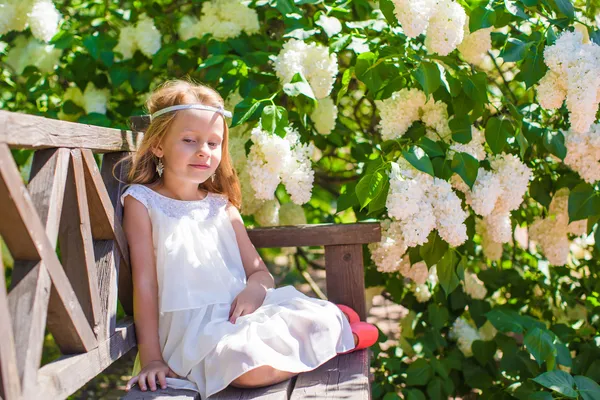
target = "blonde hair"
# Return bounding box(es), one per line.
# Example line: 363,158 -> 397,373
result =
117,79 -> 241,209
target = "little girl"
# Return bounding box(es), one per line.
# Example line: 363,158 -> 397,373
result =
120,79 -> 378,398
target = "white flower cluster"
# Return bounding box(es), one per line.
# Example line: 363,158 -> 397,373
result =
391,0 -> 467,56
562,123 -> 600,184
114,14 -> 161,59
177,0 -> 259,42
253,200 -> 280,227
449,317 -> 497,357
279,202 -> 307,226
368,219 -> 408,273
463,271 -> 487,300
375,88 -> 451,141
452,153 -> 531,244
397,255 -> 430,284
5,35 -> 61,75
274,39 -> 338,99
529,188 -> 588,265
475,217 -> 504,261
412,266 -> 438,303
247,126 -> 314,205
386,159 -> 468,248
310,97 -> 338,135
0,0 -> 60,42
538,31 -> 600,134
57,83 -> 109,118
457,17 -> 492,67
449,126 -> 487,161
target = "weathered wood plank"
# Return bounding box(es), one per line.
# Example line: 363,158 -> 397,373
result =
324,244 -> 367,321
291,351 -> 370,400
7,149 -> 68,392
0,143 -> 97,354
0,249 -> 21,400
248,223 -> 381,248
210,378 -> 295,400
34,318 -> 136,400
58,149 -> 103,337
123,387 -> 200,399
0,110 -> 143,152
100,151 -> 134,316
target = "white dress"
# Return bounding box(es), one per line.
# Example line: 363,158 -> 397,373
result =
120,184 -> 355,399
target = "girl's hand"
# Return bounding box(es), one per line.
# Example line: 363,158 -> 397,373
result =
125,359 -> 179,392
229,281 -> 267,324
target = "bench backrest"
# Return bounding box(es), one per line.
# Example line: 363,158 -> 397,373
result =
0,110 -> 381,400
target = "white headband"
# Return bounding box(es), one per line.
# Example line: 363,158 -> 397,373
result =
150,104 -> 232,121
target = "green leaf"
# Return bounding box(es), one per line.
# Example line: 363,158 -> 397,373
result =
574,375 -> 600,400
552,0 -> 575,19
379,0 -> 397,25
517,47 -> 548,88
469,7 -> 497,31
543,130 -> 567,160
355,52 -> 384,93
413,62 -> 442,98
451,152 -> 479,189
402,146 -> 434,176
428,304 -> 449,330
418,137 -> 445,158
568,183 -> 600,222
153,44 -> 178,68
532,370 -> 578,398
337,68 -> 353,104
437,251 -> 460,295
450,117 -> 472,144
337,183 -> 359,213
505,0 -> 529,19
463,73 -> 488,104
499,38 -> 532,62
472,340 -> 497,366
404,389 -> 426,400
406,359 -> 434,386
530,176 -> 553,207
426,377 -> 445,400
524,328 -> 557,367
485,308 -> 525,333
283,72 -> 316,100
261,105 -> 288,137
233,100 -> 263,127
485,117 -> 514,154
420,230 -> 449,267
368,179 -> 390,215
355,170 -> 386,209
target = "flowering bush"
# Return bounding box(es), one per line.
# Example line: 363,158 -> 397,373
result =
2,0 -> 600,398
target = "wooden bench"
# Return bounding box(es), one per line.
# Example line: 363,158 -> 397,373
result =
0,110 -> 381,400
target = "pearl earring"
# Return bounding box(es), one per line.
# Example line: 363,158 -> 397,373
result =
156,158 -> 164,177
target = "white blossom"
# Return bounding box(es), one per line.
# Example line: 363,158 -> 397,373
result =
537,71 -> 567,109
464,271 -> 487,300
28,0 -> 60,42
424,0 -> 467,56
449,317 -> 480,357
420,97 -> 452,142
190,0 -> 259,41
315,14 -> 342,37
457,17 -> 492,67
368,219 -> 408,273
135,14 -> 162,57
450,126 -> 487,161
563,124 -> 600,184
475,217 -> 504,261
274,39 -> 338,99
310,97 -> 338,135
375,88 -> 426,141
254,200 -> 280,226
413,284 -> 432,302
279,202 -> 307,226
5,36 -> 61,74
391,0 -> 435,38
82,83 -> 110,115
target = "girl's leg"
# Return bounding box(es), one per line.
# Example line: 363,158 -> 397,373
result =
230,366 -> 298,389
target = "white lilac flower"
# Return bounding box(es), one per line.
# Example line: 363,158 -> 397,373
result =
375,88 -> 426,141
430,178 -> 468,246
450,126 -> 487,161
82,83 -> 110,115
368,219 -> 408,273
410,261 -> 430,285
5,36 -> 61,74
537,71 -> 567,109
239,169 -> 265,215
541,30 -> 600,134
279,202 -> 307,226
563,124 -> 600,184
420,97 -> 452,142
424,0 -> 467,56
457,16 -> 492,67
281,128 -> 315,205
449,317 -> 481,357
391,0 -> 435,38
178,15 -> 200,41
135,14 -> 161,57
475,217 -> 504,261
310,97 -> 338,135
483,211 -> 512,244
315,14 -> 342,37
0,1 -> 29,35
254,200 -> 280,226
413,284 -> 432,303
194,0 -> 259,41
274,39 -> 339,99
113,26 -> 138,60
464,271 -> 487,300
28,0 -> 60,42
529,188 -> 589,265
490,153 -> 532,214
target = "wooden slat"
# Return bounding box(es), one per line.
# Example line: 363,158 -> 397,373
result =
81,149 -> 131,338
130,115 -> 151,133
248,223 -> 381,248
34,318 -> 136,399
210,378 -> 295,400
0,110 -> 143,152
58,149 -> 102,337
0,144 -> 97,354
123,387 -> 201,399
291,351 -> 370,400
100,151 -> 134,316
7,149 -> 68,391
324,244 -> 367,321
0,247 -> 21,400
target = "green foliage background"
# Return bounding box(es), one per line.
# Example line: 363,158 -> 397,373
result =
2,0 -> 600,398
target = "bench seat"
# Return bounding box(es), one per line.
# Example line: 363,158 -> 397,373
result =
123,350 -> 370,399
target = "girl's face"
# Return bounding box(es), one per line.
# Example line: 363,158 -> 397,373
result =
153,108 -> 225,184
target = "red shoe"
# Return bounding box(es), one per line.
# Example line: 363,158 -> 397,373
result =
339,322 -> 379,355
336,304 -> 360,324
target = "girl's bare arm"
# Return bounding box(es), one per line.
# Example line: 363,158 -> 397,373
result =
123,196 -> 163,367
